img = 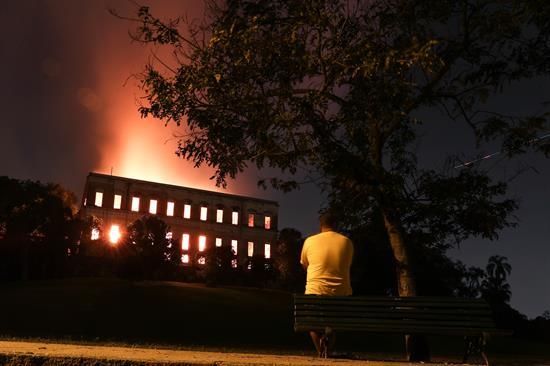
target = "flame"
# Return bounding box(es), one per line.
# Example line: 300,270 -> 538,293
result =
87,0 -> 248,193
109,224 -> 121,245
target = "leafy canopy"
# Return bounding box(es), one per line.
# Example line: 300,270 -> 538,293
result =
123,0 -> 549,248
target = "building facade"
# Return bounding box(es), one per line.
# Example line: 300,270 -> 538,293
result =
80,172 -> 278,267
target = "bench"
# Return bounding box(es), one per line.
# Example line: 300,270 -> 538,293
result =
294,294 -> 512,365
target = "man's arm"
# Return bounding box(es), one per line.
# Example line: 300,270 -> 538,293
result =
300,240 -> 309,270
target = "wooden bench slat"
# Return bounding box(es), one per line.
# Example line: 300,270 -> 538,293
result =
295,311 -> 494,322
295,323 -> 506,336
295,300 -> 490,309
295,295 -> 489,304
295,307 -> 492,316
296,316 -> 496,328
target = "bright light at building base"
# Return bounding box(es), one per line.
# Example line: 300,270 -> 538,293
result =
109,224 -> 121,245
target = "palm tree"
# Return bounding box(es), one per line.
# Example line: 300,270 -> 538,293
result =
486,255 -> 512,284
482,255 -> 512,304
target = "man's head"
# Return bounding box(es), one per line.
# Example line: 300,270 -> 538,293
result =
319,210 -> 338,232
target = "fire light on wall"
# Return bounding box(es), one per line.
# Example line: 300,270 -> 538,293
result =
198,235 -> 206,252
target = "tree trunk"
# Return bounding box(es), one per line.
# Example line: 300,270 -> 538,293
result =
382,209 -> 430,362
382,210 -> 416,296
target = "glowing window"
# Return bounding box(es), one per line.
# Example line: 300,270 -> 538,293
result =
166,201 -> 174,216
265,216 -> 271,230
182,254 -> 189,263
216,209 -> 223,223
248,214 -> 254,227
183,204 -> 191,219
215,237 -> 222,247
248,241 -> 254,257
131,197 -> 140,212
166,232 -> 173,240
231,258 -> 238,268
198,256 -> 206,265
182,234 -> 190,251
94,191 -> 103,207
198,235 -> 206,252
232,211 -> 239,225
113,194 -> 122,209
91,228 -> 100,240
83,198 -> 87,206
200,206 -> 208,221
149,199 -> 158,214
264,243 -> 271,259
109,225 -> 121,245
231,240 -> 238,255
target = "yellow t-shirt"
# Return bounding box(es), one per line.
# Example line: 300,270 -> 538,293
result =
300,231 -> 353,296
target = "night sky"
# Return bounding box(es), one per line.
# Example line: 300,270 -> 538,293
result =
1,0 -> 548,318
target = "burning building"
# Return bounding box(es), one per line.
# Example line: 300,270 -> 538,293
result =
80,172 -> 278,268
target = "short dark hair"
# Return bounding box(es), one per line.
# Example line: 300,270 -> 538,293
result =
319,210 -> 338,229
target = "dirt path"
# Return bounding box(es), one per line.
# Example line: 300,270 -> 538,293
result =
0,340 -> 461,365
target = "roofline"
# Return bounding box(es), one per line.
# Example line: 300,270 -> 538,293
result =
87,172 -> 279,206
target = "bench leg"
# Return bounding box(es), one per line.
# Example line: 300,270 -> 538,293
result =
406,334 -> 430,361
319,327 -> 333,358
463,335 -> 490,366
320,334 -> 328,358
481,333 -> 490,366
462,336 -> 475,363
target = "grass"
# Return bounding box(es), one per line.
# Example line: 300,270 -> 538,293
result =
0,278 -> 548,364
0,278 -> 302,351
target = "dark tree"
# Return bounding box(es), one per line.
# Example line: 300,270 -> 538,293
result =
119,1 -> 550,359
201,244 -> 234,286
482,255 -> 512,304
124,215 -> 177,279
0,176 -> 78,279
272,228 -> 305,292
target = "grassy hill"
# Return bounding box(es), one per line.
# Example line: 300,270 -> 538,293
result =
0,278 -> 548,364
0,278 -> 302,351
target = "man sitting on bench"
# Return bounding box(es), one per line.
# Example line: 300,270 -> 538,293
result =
300,210 -> 354,357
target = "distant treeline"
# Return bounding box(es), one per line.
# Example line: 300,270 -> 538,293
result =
0,176 -> 548,340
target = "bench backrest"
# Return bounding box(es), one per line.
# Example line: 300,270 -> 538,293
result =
294,295 -> 504,336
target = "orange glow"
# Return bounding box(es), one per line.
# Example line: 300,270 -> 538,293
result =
74,0 -> 263,197
198,235 -> 206,252
182,234 -> 190,251
200,206 -> 208,221
183,204 -> 191,219
94,191 -> 103,207
109,224 -> 121,245
248,241 -> 254,257
166,201 -> 175,216
248,214 -> 254,227
149,199 -> 158,214
265,216 -> 271,230
131,197 -> 140,212
113,194 -> 122,209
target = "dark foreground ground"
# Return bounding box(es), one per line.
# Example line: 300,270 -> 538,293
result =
0,340 -> 463,366
0,278 -> 548,365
